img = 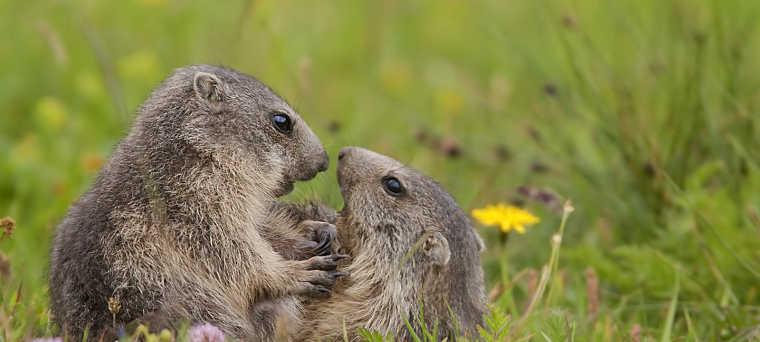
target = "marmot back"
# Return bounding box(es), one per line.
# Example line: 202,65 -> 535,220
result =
49,65 -> 343,340
300,147 -> 487,341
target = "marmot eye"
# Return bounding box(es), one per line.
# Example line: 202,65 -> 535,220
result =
382,177 -> 405,197
271,112 -> 293,134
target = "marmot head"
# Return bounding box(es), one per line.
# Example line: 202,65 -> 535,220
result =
138,65 -> 328,196
336,147 -> 486,331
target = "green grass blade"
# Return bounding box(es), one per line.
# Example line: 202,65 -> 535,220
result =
661,274 -> 680,342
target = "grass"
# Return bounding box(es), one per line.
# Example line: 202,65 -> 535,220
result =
1,0 -> 760,340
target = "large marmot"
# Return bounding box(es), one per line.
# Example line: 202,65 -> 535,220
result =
49,65 -> 343,340
297,147 -> 487,341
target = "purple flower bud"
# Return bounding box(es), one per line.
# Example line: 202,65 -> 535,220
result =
189,323 -> 225,342
517,185 -> 534,197
536,191 -> 557,204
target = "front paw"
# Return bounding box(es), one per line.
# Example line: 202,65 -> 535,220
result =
291,254 -> 349,298
299,220 -> 340,256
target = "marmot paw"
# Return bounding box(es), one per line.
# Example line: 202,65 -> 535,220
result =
299,220 -> 340,256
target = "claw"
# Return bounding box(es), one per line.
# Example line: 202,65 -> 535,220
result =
296,240 -> 319,251
308,270 -> 344,287
313,237 -> 332,256
311,285 -> 331,298
305,255 -> 337,271
296,283 -> 332,298
301,220 -> 339,257
331,254 -> 350,261
304,254 -> 350,272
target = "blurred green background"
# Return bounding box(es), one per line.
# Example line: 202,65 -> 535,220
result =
1,0 -> 760,340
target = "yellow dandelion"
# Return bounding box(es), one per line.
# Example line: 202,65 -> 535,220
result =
471,203 -> 540,234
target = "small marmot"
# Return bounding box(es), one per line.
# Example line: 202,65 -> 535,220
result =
298,147 -> 487,341
49,65 -> 344,340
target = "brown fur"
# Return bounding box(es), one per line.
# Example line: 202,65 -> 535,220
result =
298,147 -> 487,341
49,65 -> 342,340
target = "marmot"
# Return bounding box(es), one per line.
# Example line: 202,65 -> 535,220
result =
298,147 -> 487,341
49,65 -> 344,340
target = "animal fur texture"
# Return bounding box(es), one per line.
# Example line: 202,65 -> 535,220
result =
298,147 -> 487,341
49,65 -> 342,341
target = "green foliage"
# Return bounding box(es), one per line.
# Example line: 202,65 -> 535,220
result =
1,0 -> 759,340
478,306 -> 511,342
358,329 -> 395,342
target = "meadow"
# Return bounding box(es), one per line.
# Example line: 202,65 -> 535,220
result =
1,0 -> 760,340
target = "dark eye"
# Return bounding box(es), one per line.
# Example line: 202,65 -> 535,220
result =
382,176 -> 405,197
271,112 -> 293,134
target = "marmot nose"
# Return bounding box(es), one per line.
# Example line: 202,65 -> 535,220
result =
338,147 -> 357,161
317,151 -> 329,172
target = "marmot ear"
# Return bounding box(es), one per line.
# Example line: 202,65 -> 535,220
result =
423,231 -> 450,267
193,72 -> 225,103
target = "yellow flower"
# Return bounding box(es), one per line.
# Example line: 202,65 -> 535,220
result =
471,203 -> 540,234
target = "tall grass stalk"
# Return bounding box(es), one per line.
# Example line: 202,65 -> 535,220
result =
510,200 -> 574,337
